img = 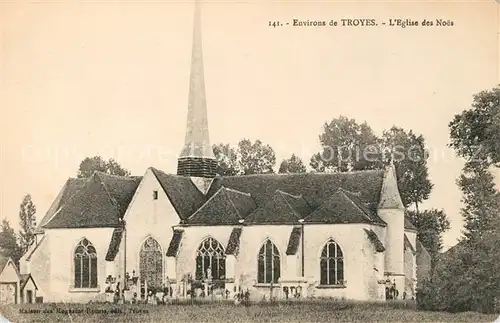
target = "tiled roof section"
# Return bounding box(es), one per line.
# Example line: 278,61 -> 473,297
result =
404,234 -> 416,253
105,228 -> 123,261
43,172 -> 141,229
20,274 -> 38,290
36,178 -> 87,232
404,216 -> 418,232
340,189 -> 386,225
304,189 -> 380,225
207,171 -> 385,212
245,190 -> 308,224
226,227 -> 242,255
187,187 -> 257,225
364,229 -> 385,252
166,229 -> 184,257
286,226 -> 302,255
151,168 -> 207,220
25,235 -> 47,261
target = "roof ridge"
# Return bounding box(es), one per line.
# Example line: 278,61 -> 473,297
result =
337,190 -> 373,223
276,190 -> 301,220
276,189 -> 302,199
95,172 -> 122,216
223,188 -> 242,218
223,187 -> 252,197
187,186 -> 226,221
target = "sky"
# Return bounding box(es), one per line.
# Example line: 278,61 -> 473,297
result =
0,0 -> 498,249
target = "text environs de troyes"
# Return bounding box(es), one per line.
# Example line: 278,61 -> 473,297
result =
290,18 -> 454,28
292,19 -> 377,27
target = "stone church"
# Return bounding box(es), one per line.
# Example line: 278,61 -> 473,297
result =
19,1 -> 430,303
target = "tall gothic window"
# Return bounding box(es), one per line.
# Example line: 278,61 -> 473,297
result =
257,239 -> 280,284
74,238 -> 98,288
320,239 -> 344,285
195,237 -> 226,281
139,237 -> 163,291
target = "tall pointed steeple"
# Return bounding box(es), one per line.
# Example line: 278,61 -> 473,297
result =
177,0 -> 217,179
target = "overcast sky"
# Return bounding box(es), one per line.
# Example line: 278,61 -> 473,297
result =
1,0 -> 498,249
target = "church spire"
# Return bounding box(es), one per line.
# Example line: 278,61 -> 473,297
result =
177,0 -> 217,178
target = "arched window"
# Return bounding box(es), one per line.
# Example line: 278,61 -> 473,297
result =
139,237 -> 163,291
320,239 -> 344,285
195,237 -> 226,281
257,239 -> 280,284
74,238 -> 98,288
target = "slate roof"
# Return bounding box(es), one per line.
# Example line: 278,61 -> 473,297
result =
364,229 -> 385,252
36,178 -> 87,233
151,168 -> 207,220
43,172 -> 142,229
245,190 -> 312,225
225,227 -> 242,255
285,227 -> 302,255
404,234 -> 416,253
404,216 -> 418,232
207,171 -> 385,212
0,253 -> 20,280
105,228 -> 123,261
166,229 -> 184,257
304,188 -> 386,225
187,187 -> 256,225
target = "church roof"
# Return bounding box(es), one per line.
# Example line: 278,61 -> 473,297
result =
206,170 -> 384,222
304,188 -> 386,225
151,168 -> 207,220
364,229 -> 386,252
187,187 -> 257,225
225,227 -> 242,255
36,178 -> 87,233
244,190 -> 312,225
166,229 -> 184,257
404,216 -> 418,232
105,228 -> 123,261
43,172 -> 142,229
285,227 -> 302,255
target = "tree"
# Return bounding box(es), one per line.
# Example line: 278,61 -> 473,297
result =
418,86 -> 500,314
238,139 -> 276,175
310,117 -> 434,209
310,116 -> 382,172
406,209 -> 450,266
213,143 -> 240,176
212,139 -> 277,176
0,220 -> 22,266
449,86 -> 500,167
382,126 -> 433,209
77,156 -> 130,178
279,154 -> 306,174
18,194 -> 37,254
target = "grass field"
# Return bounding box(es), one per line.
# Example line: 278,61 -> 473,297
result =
0,300 -> 497,323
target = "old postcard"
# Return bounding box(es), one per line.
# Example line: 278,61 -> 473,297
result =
0,0 -> 499,322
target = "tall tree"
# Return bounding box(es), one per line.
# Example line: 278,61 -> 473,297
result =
0,220 -> 22,266
77,156 -> 131,178
279,154 -> 306,174
418,86 -> 500,314
213,139 -> 277,176
382,126 -> 433,209
238,139 -> 276,175
449,86 -> 500,167
311,116 -> 382,172
213,143 -> 240,176
406,209 -> 450,265
18,194 -> 37,254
